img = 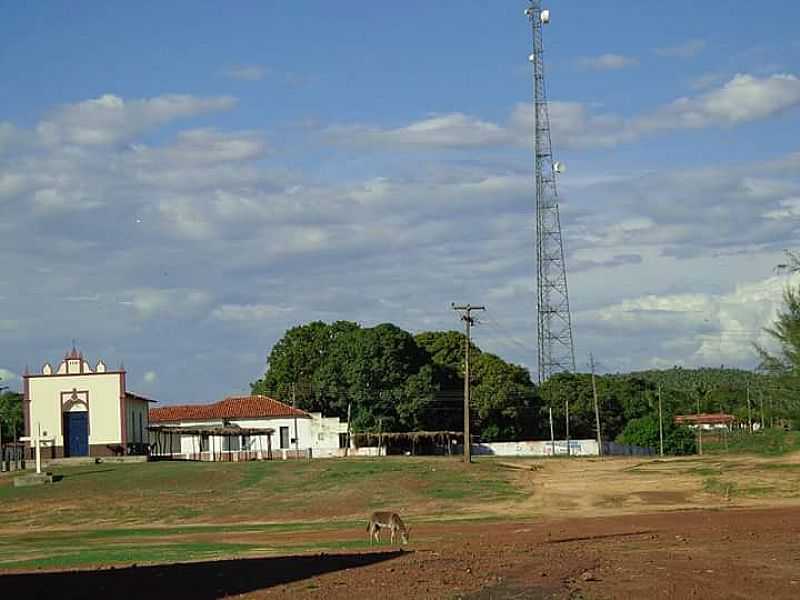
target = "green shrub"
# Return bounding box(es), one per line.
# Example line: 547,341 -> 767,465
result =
617,414 -> 697,455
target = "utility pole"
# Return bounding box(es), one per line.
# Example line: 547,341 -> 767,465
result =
745,381 -> 752,433
291,383 -> 299,457
0,385 -> 6,461
548,405 -> 555,456
657,384 -> 664,458
759,389 -> 765,431
696,395 -> 703,456
565,398 -> 571,456
452,303 -> 485,464
345,402 -> 352,457
590,354 -> 602,456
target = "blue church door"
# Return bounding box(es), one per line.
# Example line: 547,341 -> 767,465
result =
64,412 -> 89,457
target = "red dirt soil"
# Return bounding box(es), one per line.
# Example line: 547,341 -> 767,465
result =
2,506 -> 798,599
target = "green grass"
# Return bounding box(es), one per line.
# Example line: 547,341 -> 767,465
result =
0,457 -> 526,571
704,430 -> 800,456
0,457 -> 523,529
703,477 -> 737,498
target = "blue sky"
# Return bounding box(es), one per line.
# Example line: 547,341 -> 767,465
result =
1,1 -> 799,404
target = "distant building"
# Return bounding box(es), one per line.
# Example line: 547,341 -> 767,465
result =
148,395 -> 348,460
23,346 -> 155,457
674,413 -> 736,431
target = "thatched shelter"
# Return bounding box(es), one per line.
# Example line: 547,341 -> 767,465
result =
352,431 -> 464,456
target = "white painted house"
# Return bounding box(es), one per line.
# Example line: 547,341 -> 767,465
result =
149,395 -> 348,460
23,346 -> 155,457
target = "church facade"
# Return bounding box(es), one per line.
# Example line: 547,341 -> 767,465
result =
23,347 -> 154,457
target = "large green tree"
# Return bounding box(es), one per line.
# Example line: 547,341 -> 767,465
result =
0,389 -> 23,442
539,373 -> 630,442
756,284 -> 800,377
254,322 -> 540,438
471,353 -> 538,441
754,281 -> 800,426
251,320 -> 359,410
253,322 -> 438,432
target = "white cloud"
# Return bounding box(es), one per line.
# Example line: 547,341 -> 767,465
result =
636,73 -> 800,131
37,94 -> 236,146
510,101 -> 632,149
143,370 -> 157,384
577,53 -> 639,71
655,39 -> 706,58
324,113 -> 512,148
130,128 -> 267,165
212,304 -> 294,322
763,196 -> 800,220
223,65 -> 268,81
326,73 -> 800,151
579,274 -> 800,366
119,288 -> 211,319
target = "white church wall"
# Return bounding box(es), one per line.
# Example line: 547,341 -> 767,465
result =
27,372 -> 124,447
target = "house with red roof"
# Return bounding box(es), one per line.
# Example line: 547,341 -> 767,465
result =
149,395 -> 348,460
674,413 -> 737,431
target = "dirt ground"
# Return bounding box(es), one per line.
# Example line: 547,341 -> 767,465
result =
3,506 -> 799,599
2,454 -> 799,598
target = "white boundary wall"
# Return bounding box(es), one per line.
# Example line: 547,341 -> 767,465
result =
472,439 -> 599,457
471,439 -> 654,457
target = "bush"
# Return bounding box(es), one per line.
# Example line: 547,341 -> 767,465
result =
617,414 -> 696,455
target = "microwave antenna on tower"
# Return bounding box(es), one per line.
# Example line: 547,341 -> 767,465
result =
525,1 -> 576,382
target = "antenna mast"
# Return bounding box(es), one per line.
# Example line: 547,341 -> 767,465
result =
525,1 -> 576,382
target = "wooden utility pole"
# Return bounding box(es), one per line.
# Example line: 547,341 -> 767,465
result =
0,385 -> 6,464
746,381 -> 752,433
590,354 -> 602,456
345,402 -> 352,457
658,384 -> 664,458
759,389 -> 765,431
696,395 -> 703,456
291,383 -> 300,457
565,398 -> 571,456
452,303 -> 485,464
548,406 -> 555,456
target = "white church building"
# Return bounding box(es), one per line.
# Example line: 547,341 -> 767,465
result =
23,347 -> 155,458
149,395 -> 349,460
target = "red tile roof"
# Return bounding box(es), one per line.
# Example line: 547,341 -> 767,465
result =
674,413 -> 736,425
150,395 -> 309,423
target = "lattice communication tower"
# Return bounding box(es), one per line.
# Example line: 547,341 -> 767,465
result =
525,1 -> 576,382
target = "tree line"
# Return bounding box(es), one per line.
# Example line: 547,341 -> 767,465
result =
250,313 -> 799,454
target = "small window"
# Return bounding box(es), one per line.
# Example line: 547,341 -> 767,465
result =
200,435 -> 209,452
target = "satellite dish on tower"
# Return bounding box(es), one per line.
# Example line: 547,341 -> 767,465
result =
540,9 -> 551,24
528,53 -> 535,63
553,161 -> 565,174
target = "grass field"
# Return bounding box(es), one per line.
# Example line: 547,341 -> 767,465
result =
1,449 -> 799,574
704,429 -> 800,456
0,458 -> 520,570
